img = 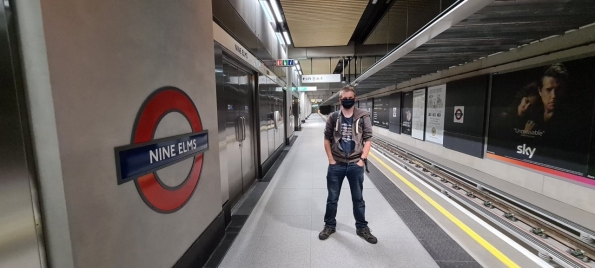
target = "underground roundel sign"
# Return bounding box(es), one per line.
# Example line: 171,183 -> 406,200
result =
454,106 -> 464,123
114,87 -> 209,213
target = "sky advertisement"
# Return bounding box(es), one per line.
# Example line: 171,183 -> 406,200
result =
487,56 -> 595,186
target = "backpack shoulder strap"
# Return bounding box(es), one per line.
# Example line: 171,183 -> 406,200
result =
355,112 -> 368,135
332,111 -> 340,132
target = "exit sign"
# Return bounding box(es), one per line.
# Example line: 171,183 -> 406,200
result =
276,59 -> 295,67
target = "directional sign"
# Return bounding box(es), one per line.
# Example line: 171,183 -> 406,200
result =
276,59 -> 295,67
297,86 -> 317,91
302,74 -> 341,83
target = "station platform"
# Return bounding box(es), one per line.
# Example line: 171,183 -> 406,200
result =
210,114 -> 550,268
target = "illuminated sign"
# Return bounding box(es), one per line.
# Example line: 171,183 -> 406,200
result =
297,86 -> 317,91
302,74 -> 341,83
276,59 -> 295,67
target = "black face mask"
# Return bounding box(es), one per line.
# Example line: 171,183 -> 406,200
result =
341,98 -> 355,109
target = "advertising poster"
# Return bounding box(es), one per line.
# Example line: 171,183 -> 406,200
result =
425,84 -> 446,144
412,88 -> 426,140
401,91 -> 413,135
359,100 -> 368,110
373,96 -> 390,129
487,57 -> 595,185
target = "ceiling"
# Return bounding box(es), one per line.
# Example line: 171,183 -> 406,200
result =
280,0 -> 369,47
322,0 -> 595,105
279,0 -> 457,48
364,0 -> 455,45
299,58 -> 341,75
297,56 -> 380,101
298,57 -> 378,75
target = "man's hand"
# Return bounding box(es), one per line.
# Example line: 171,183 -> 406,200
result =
524,120 -> 535,132
325,139 -> 336,165
357,159 -> 364,167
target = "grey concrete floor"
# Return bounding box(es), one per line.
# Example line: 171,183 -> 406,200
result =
219,114 -> 438,268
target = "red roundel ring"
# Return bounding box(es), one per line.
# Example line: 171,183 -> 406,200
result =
455,109 -> 463,120
131,87 -> 204,213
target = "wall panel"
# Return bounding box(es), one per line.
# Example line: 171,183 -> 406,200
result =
36,0 -> 220,266
443,75 -> 489,158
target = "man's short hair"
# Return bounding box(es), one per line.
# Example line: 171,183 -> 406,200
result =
540,63 -> 568,88
339,86 -> 356,98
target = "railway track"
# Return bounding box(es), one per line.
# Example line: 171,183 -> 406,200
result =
371,136 -> 595,268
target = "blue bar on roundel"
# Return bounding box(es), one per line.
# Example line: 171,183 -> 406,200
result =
115,131 -> 209,184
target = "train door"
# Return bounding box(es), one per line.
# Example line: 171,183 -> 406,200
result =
275,90 -> 285,149
267,87 -> 285,155
238,66 -> 256,191
267,91 -> 276,156
222,57 -> 256,208
0,3 -> 46,267
258,77 -> 270,164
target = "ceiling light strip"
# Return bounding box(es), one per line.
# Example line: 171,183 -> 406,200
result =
270,0 -> 284,23
275,32 -> 285,45
282,31 -> 292,45
259,1 -> 275,23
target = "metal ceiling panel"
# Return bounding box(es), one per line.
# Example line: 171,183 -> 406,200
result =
364,0 -> 452,45
360,57 -> 378,74
299,59 -> 312,75
323,0 -> 595,104
312,58 -> 341,74
280,0 -> 369,47
364,1 -> 409,45
299,58 -> 342,74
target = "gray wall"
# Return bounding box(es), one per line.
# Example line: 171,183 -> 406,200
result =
443,75 -> 490,158
20,0 -> 220,267
213,0 -> 288,80
388,92 -> 401,134
226,0 -> 286,62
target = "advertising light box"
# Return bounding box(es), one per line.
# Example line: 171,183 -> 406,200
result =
372,96 -> 390,129
401,91 -> 413,136
487,56 -> 595,186
425,85 -> 446,144
412,88 -> 426,140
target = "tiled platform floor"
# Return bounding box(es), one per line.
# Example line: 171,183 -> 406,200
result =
219,114 -> 439,268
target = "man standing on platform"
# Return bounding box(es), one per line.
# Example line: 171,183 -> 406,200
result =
319,86 -> 377,244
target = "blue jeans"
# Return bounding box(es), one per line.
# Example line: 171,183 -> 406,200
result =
324,162 -> 368,229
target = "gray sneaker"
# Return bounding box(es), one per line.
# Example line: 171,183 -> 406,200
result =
356,227 -> 378,244
318,226 -> 336,240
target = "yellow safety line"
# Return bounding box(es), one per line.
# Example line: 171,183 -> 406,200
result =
369,152 -> 520,268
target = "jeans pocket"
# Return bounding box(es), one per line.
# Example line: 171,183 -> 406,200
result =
327,164 -> 336,172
